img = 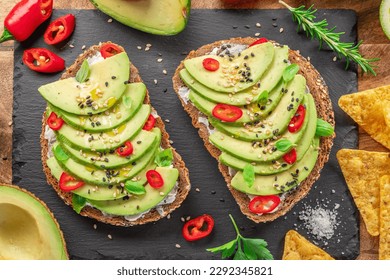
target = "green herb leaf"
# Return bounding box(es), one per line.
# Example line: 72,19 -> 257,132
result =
124,181 -> 146,195
75,60 -> 90,83
279,0 -> 379,75
315,118 -> 334,137
123,95 -> 132,109
256,90 -> 269,104
206,215 -> 273,260
283,63 -> 299,83
275,139 -> 293,152
72,194 -> 86,214
155,148 -> 174,167
53,145 -> 69,162
243,163 -> 255,188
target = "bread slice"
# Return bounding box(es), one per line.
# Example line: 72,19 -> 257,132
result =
41,42 -> 191,227
172,37 -> 334,223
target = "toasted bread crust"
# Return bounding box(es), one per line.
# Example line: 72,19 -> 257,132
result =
172,37 -> 335,223
41,42 -> 191,227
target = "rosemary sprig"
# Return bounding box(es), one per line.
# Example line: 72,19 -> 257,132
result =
279,0 -> 379,75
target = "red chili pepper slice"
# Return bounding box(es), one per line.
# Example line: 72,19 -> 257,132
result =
47,112 -> 64,130
23,48 -> 65,73
212,104 -> 243,122
143,114 -> 156,131
202,58 -> 220,71
44,14 -> 75,45
288,105 -> 306,133
116,141 -> 133,157
59,172 -> 85,192
1,0 -> 53,43
100,43 -> 123,59
182,214 -> 214,241
249,195 -> 281,214
283,148 -> 297,164
146,170 -> 164,188
249,37 -> 269,47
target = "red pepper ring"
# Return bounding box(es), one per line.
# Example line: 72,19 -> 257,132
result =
146,170 -> 164,189
282,148 -> 297,164
202,58 -> 220,71
143,114 -> 156,131
100,43 -> 123,59
249,37 -> 269,47
23,48 -> 65,73
47,112 -> 64,131
1,0 -> 54,43
116,141 -> 133,157
44,14 -> 76,45
249,195 -> 281,214
182,214 -> 215,242
212,103 -> 243,122
288,105 -> 306,133
59,172 -> 85,192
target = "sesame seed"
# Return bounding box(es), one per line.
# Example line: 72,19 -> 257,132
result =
108,234 -> 112,239
279,27 -> 284,33
107,18 -> 113,23
272,23 -> 278,27
180,217 -> 185,222
169,140 -> 174,144
195,188 -> 200,192
163,69 -> 167,75
255,32 -> 261,37
175,244 -> 181,249
165,119 -> 170,123
137,46 -> 142,50
69,44 -> 74,48
154,79 -> 158,85
167,214 -> 171,219
256,23 -> 261,28
81,45 -> 86,50
8,121 -> 12,126
186,216 -> 191,221
157,58 -> 163,63
93,224 -> 97,230
145,47 -> 150,51
333,56 -> 337,62
244,25 -> 250,29
159,192 -> 164,196
146,43 -> 152,48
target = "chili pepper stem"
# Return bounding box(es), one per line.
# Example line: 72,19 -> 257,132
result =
0,28 -> 14,43
228,214 -> 242,238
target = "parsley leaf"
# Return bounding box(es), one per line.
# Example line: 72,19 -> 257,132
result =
155,148 -> 174,167
243,163 -> 255,188
76,60 -> 90,83
206,215 -> 273,260
72,194 -> 86,214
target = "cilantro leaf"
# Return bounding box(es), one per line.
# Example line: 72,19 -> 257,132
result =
243,163 -> 255,188
155,148 -> 174,167
72,194 -> 86,214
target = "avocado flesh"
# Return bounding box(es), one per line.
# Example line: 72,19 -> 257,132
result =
230,137 -> 320,196
180,45 -> 288,106
59,128 -> 159,169
219,93 -> 317,174
87,167 -> 179,216
90,0 -> 190,35
184,42 -> 275,93
39,52 -> 129,115
55,105 -> 151,152
0,185 -> 67,260
210,74 -> 306,137
51,82 -> 147,132
47,157 -> 156,201
53,132 -> 160,186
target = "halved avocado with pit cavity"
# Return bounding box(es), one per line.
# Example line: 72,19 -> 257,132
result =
0,185 -> 68,260
90,0 -> 191,35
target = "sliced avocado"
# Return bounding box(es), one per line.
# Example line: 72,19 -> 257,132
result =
184,42 -> 274,93
46,157 -> 156,201
59,128 -> 160,169
219,94 -> 317,174
52,134 -> 159,186
230,137 -> 320,196
87,167 -> 179,216
90,0 -> 190,35
51,82 -> 147,132
210,74 -> 306,137
0,185 -> 68,260
39,53 -> 129,115
55,105 -> 151,152
179,45 -> 288,106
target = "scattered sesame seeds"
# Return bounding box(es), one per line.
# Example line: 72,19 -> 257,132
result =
107,18 -> 113,23
175,244 -> 181,249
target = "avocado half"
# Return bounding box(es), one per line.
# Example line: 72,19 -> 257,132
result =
90,0 -> 191,35
0,185 -> 68,260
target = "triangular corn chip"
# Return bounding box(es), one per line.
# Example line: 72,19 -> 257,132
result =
336,149 -> 390,236
282,230 -> 334,260
338,85 -> 390,149
380,175 -> 390,260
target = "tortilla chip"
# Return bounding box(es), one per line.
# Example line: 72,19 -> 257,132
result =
380,175 -> 390,260
336,149 -> 390,236
338,85 -> 390,149
282,230 -> 334,260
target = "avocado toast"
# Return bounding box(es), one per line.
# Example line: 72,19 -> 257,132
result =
40,42 -> 190,226
172,37 -> 334,223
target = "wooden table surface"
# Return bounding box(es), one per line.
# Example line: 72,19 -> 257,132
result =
0,0 -> 389,260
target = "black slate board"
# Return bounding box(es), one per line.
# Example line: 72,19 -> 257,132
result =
12,9 -> 359,260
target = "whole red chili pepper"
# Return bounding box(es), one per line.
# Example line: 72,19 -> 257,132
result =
23,48 -> 65,73
0,0 -> 53,43
44,14 -> 76,45
182,214 -> 215,241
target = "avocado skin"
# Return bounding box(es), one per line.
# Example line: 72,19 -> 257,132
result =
90,0 -> 191,35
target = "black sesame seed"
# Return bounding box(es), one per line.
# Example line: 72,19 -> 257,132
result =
111,76 -> 116,79
244,55 -> 249,59
244,25 -> 250,29
232,25 -> 238,29
220,198 -> 225,202
105,82 -> 109,87
211,191 -> 216,195
132,162 -> 137,166
283,59 -> 288,63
